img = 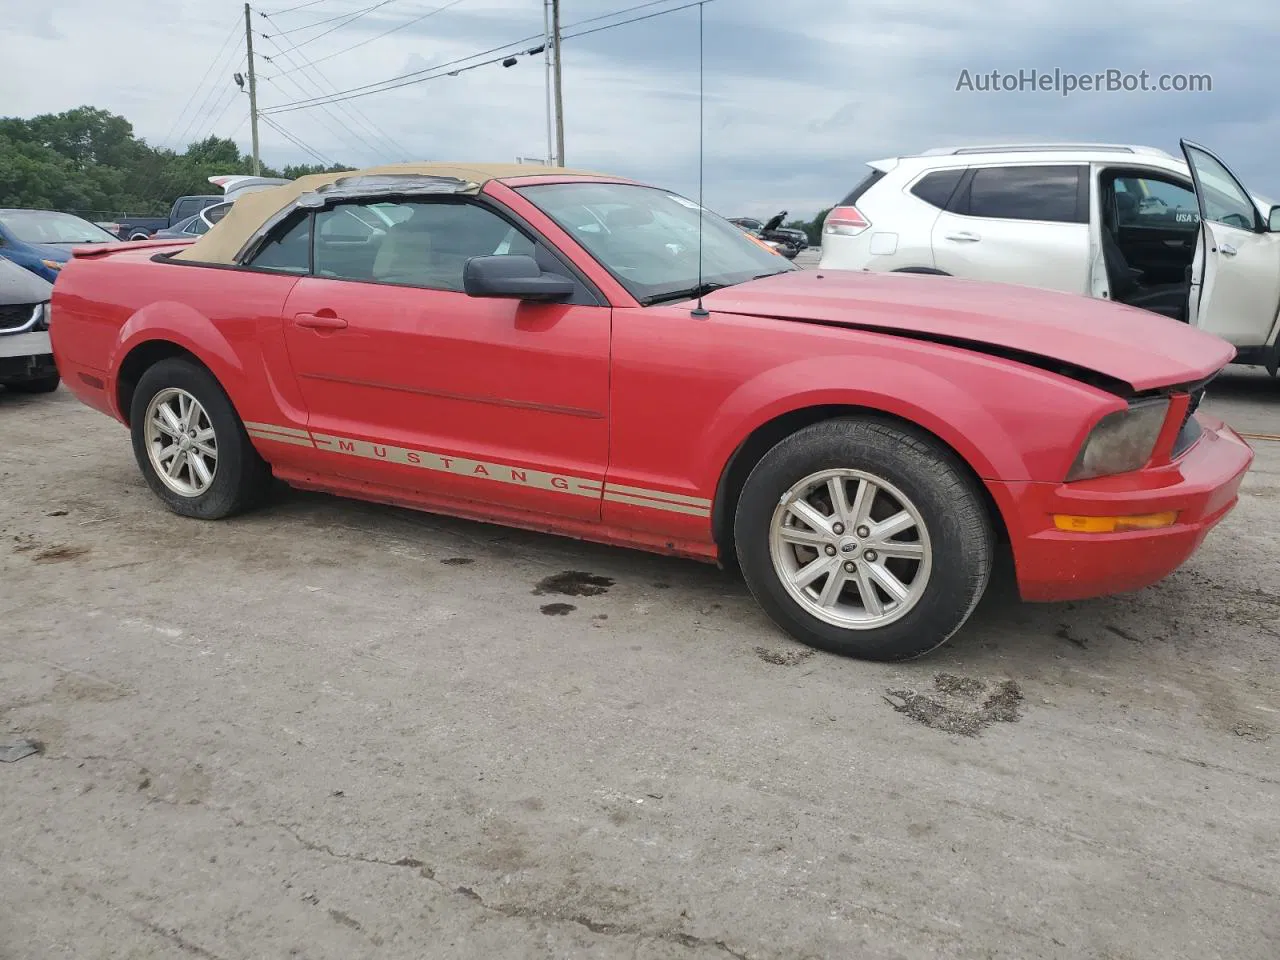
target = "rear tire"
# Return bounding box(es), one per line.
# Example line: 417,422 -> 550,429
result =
129,358 -> 271,520
8,373 -> 60,394
734,417 -> 993,661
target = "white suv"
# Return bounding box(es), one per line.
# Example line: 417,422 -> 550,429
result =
819,141 -> 1280,373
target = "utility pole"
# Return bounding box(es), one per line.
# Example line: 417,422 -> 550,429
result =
551,0 -> 564,167
244,2 -> 261,175
543,0 -> 554,165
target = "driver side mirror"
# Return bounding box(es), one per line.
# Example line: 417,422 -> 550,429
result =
463,255 -> 574,302
1269,205 -> 1280,232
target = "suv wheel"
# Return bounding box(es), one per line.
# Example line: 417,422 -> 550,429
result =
734,417 -> 993,661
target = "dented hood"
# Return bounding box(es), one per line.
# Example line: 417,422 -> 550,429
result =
702,270 -> 1234,392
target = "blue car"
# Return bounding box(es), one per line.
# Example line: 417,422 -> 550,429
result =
0,209 -> 119,282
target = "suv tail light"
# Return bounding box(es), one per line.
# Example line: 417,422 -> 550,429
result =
823,206 -> 870,237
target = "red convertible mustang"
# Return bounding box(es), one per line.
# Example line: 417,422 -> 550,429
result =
51,163 -> 1254,661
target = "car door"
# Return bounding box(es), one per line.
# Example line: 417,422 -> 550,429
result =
1088,167 -> 1202,298
278,196 -> 610,522
931,164 -> 1091,294
1180,139 -> 1280,348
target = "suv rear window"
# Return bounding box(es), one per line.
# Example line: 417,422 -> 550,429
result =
838,169 -> 886,206
910,169 -> 965,210
962,165 -> 1084,223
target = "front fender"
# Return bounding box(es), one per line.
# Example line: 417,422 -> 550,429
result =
697,355 -> 1018,483
696,347 -> 1116,490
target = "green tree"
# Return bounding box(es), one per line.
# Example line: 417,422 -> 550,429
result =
0,106 -> 355,218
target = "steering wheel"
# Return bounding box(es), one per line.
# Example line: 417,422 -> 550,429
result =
1221,212 -> 1252,230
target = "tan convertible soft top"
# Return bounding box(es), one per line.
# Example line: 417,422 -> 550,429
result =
172,161 -> 613,264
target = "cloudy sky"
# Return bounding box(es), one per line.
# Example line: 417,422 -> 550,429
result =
5,0 -> 1278,219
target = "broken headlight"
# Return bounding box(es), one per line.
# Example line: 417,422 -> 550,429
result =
1066,398 -> 1170,481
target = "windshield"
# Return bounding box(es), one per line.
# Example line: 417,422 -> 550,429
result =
518,182 -> 794,304
0,210 -> 117,245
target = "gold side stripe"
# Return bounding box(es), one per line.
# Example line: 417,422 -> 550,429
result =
604,492 -> 711,517
603,483 -> 712,508
244,420 -> 309,438
247,430 -> 314,448
309,433 -> 602,499
246,421 -> 709,518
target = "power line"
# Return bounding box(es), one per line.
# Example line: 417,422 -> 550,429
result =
202,87 -> 246,146
565,0 -> 711,41
261,0 -> 713,116
564,0 -> 677,30
271,0 -> 467,76
173,39 -> 247,149
260,37 -> 388,162
269,0 -> 331,14
261,115 -> 334,166
261,17 -> 408,157
189,53 -> 250,147
260,15 -> 409,159
269,0 -> 397,45
260,33 -> 538,114
163,17 -> 242,148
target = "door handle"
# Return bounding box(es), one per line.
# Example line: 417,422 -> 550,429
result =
293,312 -> 348,330
1219,243 -> 1237,257
944,231 -> 980,242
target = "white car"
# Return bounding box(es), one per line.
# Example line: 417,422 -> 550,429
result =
819,141 -> 1280,373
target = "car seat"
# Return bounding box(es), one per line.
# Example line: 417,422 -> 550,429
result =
1101,190 -> 1188,320
371,217 -> 436,285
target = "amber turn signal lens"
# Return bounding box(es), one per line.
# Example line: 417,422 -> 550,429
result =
1053,512 -> 1178,533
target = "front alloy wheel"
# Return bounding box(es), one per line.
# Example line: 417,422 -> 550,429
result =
735,417 -> 994,661
769,469 -> 933,630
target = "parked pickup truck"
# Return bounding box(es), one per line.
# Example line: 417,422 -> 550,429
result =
114,196 -> 223,242
112,176 -> 292,240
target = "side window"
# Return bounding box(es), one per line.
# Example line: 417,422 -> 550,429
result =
319,206 -> 376,242
245,213 -> 311,274
317,200 -> 536,291
909,169 -> 964,210
1112,176 -> 1199,230
965,165 -> 1082,223
186,217 -> 209,236
206,203 -> 231,225
174,199 -> 203,222
1184,146 -> 1258,230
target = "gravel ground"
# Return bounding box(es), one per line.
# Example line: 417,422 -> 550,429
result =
1,367 -> 1277,960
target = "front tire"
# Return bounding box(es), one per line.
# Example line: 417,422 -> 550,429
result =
734,418 -> 994,661
129,358 -> 271,520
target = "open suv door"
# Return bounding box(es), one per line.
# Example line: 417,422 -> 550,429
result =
1180,139 -> 1280,368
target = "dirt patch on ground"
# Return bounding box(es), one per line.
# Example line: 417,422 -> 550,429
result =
540,603 -> 576,616
32,545 -> 91,564
885,674 -> 1024,737
754,646 -> 815,666
534,571 -> 615,597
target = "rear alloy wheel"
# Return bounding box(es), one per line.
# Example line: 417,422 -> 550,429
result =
143,387 -> 219,498
130,358 -> 271,520
735,418 -> 993,661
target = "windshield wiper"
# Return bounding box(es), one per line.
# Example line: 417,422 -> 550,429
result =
639,281 -> 729,306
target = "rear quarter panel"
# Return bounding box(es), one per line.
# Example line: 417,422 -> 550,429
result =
51,249 -> 310,445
